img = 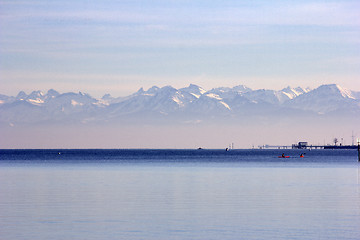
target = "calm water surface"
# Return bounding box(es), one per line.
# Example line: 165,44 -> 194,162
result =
0,149 -> 359,240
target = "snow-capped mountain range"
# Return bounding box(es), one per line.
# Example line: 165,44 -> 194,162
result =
1,84 -> 359,125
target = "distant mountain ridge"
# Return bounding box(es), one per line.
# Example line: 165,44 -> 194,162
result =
1,84 -> 359,125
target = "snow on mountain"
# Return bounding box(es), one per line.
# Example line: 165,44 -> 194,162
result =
0,90 -> 106,123
225,94 -> 256,114
145,86 -> 160,95
285,84 -> 360,114
280,86 -> 309,100
179,84 -> 206,99
21,89 -> 62,105
0,84 -> 358,125
240,86 -> 310,105
44,91 -> 105,116
207,87 -> 239,102
105,86 -> 193,118
242,89 -> 284,105
185,92 -> 231,115
148,86 -> 186,112
26,90 -> 45,105
205,85 -> 252,104
100,94 -> 113,104
15,91 -> 28,100
335,85 -> 356,99
233,85 -> 252,93
0,100 -> 49,123
46,89 -> 60,100
100,93 -> 127,105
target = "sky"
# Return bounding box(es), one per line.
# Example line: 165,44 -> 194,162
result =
1,0 -> 360,98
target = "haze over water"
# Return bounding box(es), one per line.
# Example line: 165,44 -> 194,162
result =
1,149 -> 359,240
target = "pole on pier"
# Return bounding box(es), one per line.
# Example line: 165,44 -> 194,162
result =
357,138 -> 360,162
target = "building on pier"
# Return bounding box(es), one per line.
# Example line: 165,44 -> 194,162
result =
292,142 -> 308,149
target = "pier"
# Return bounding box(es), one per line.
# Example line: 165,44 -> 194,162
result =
259,141 -> 358,150
260,140 -> 360,162
291,141 -> 358,150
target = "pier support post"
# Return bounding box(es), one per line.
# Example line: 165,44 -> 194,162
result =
358,139 -> 360,162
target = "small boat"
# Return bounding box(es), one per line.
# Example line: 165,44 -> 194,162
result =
278,155 -> 290,158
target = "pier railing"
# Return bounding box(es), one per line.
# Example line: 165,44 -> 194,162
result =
259,144 -> 357,150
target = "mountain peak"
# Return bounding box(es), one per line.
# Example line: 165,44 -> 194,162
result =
47,89 -> 60,97
316,84 -> 354,99
179,84 -> 206,98
146,86 -> 160,94
281,86 -> 293,91
102,93 -> 112,100
1,84 -> 359,125
233,85 -> 251,93
16,91 -> 28,100
28,90 -> 44,97
186,84 -> 206,92
188,83 -> 200,88
280,86 -> 307,99
136,87 -> 145,93
160,85 -> 177,91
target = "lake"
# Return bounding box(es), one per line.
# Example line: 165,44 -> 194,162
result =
0,149 -> 359,240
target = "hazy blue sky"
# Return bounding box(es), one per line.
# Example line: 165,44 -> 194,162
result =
1,0 -> 359,97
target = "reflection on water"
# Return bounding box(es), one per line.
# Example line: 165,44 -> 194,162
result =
0,150 -> 359,240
